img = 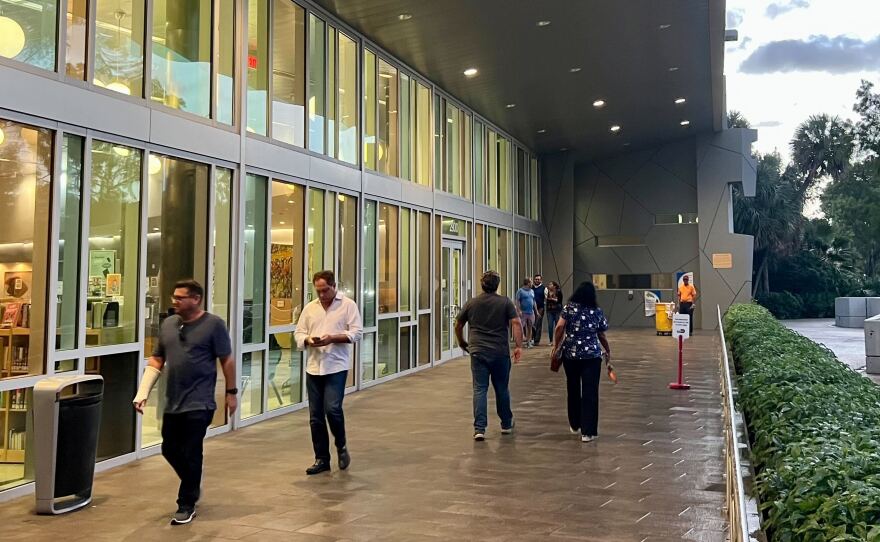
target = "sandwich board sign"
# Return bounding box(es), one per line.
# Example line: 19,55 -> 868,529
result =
672,314 -> 690,340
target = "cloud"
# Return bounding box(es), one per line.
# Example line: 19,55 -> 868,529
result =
765,0 -> 810,19
754,120 -> 783,128
740,34 -> 880,74
727,9 -> 744,28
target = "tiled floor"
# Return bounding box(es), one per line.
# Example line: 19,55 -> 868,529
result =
0,329 -> 727,541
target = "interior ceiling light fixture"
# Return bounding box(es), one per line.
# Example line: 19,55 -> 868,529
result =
463,67 -> 478,78
398,13 -> 412,21
659,24 -> 672,29
0,15 -> 26,58
505,103 -> 516,109
674,97 -> 686,104
592,99 -> 606,108
569,67 -> 582,73
537,129 -> 547,134
680,120 -> 690,126
536,20 -> 551,27
668,66 -> 679,72
610,125 -> 621,133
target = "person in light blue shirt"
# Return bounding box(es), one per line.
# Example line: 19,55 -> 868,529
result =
516,278 -> 536,347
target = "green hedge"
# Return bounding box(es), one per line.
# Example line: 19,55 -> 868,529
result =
724,304 -> 880,542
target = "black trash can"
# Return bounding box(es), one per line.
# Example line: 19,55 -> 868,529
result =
34,375 -> 104,514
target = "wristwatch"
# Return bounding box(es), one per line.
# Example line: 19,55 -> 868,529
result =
225,388 -> 238,395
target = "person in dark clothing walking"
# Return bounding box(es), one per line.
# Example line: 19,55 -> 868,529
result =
455,271 -> 523,441
133,279 -> 236,525
532,274 -> 546,345
551,281 -> 610,443
544,281 -> 563,345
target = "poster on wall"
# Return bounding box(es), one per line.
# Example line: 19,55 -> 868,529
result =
270,244 -> 293,300
3,271 -> 31,299
89,250 -> 117,283
644,291 -> 660,317
675,271 -> 695,290
105,274 -> 122,296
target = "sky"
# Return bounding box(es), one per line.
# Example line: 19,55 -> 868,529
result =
724,0 -> 880,164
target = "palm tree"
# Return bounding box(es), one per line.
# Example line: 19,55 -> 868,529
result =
789,114 -> 854,202
727,110 -> 751,129
734,152 -> 802,296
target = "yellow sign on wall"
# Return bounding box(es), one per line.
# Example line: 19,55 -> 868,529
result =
712,253 -> 733,269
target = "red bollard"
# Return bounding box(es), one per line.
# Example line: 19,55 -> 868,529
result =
669,334 -> 690,390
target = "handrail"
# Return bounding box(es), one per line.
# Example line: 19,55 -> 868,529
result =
717,305 -> 765,541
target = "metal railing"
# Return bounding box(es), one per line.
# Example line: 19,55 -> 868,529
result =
717,305 -> 765,542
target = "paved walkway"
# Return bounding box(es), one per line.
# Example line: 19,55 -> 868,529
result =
1,329 -> 727,541
782,318 -> 880,384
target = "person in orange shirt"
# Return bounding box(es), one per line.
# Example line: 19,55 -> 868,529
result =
677,275 -> 697,333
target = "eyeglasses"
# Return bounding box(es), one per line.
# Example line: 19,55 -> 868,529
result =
171,294 -> 193,302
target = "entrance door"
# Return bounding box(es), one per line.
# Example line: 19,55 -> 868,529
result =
440,240 -> 466,360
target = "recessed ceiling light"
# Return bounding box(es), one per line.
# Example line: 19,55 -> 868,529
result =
674,97 -> 687,104
623,142 -> 631,147
680,120 -> 690,126
537,129 -> 547,134
398,13 -> 412,21
537,20 -> 551,27
279,221 -> 286,225
505,103 -> 516,109
560,147 -> 568,151
287,200 -> 294,203
610,125 -> 621,133
463,67 -> 478,77
569,67 -> 582,73
593,99 -> 606,108
152,227 -> 160,231
668,66 -> 679,72
659,24 -> 672,30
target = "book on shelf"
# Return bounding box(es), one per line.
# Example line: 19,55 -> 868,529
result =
1,303 -> 21,328
7,429 -> 25,450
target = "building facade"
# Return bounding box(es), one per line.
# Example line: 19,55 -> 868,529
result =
0,0 -> 544,497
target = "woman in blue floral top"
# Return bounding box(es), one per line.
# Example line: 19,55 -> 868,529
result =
551,281 -> 610,442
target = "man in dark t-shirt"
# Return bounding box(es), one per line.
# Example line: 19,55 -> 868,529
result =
532,274 -> 546,345
132,279 -> 235,525
454,271 -> 523,441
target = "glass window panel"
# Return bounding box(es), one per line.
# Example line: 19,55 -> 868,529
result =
378,204 -> 398,314
0,386 -> 33,490
270,181 -> 304,327
415,82 -> 432,187
434,97 -> 443,190
418,313 -> 431,366
499,138 -> 511,211
337,33 -> 357,165
307,15 -> 326,154
144,154 -> 209,363
400,73 -> 412,181
360,331 -> 374,383
58,134 -> 84,351
474,223 -> 485,296
243,174 -> 267,343
326,26 -> 336,158
241,351 -> 263,418
0,0 -> 57,71
338,194 -> 357,301
271,0 -> 305,145
399,208 -> 410,313
377,318 -> 397,378
87,140 -> 140,347
54,359 -> 77,372
212,168 -> 233,325
362,200 -> 376,327
498,229 -> 509,297
446,103 -> 460,196
530,157 -> 539,220
487,130 -> 498,207
474,122 -> 484,204
377,59 -> 398,177
246,0 -> 269,134
150,0 -> 211,117
86,353 -> 137,457
418,212 -> 430,310
462,113 -> 472,199
66,0 -> 88,79
94,0 -> 145,96
399,325 -> 411,371
516,148 -> 527,216
363,49 -> 376,170
306,188 -> 325,302
433,215 -> 440,355
216,0 -> 235,124
268,332 -> 303,409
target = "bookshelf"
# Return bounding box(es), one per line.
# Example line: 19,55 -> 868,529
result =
0,388 -> 27,463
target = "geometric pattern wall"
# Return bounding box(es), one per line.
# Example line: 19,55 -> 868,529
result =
573,138 -> 703,328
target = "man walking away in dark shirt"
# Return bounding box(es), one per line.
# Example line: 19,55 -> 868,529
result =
133,279 -> 236,526
532,274 -> 546,345
455,271 -> 523,441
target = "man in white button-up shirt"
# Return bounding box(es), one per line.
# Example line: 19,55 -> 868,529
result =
294,270 -> 363,475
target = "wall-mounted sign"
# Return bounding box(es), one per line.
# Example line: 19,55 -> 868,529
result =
712,253 -> 733,269
441,218 -> 466,236
644,291 -> 660,317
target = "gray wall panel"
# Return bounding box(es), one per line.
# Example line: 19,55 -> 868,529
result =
309,157 -> 361,194
363,171 -> 404,201
150,110 -> 240,162
435,192 -> 475,219
400,183 -> 434,210
475,204 -> 514,228
540,153 -> 575,293
245,137 -> 310,179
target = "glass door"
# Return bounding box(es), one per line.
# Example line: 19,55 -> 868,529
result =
440,240 -> 465,360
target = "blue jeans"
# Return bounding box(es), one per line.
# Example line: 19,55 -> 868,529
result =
547,311 -> 561,342
470,352 -> 513,432
306,370 -> 348,461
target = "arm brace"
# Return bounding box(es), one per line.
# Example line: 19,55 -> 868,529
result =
133,365 -> 161,404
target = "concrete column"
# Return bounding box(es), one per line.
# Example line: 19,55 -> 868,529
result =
540,152 -> 575,294
695,128 -> 758,329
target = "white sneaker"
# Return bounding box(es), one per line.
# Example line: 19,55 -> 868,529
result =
569,427 -> 580,435
581,434 -> 596,443
473,431 -> 485,441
